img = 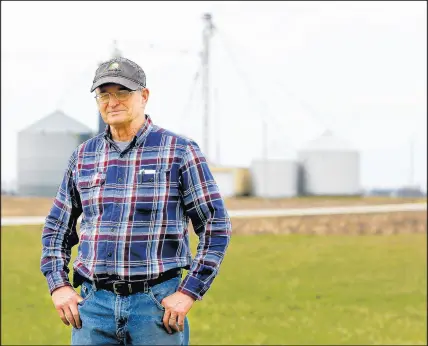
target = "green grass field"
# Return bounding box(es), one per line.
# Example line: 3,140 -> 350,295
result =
1,226 -> 426,345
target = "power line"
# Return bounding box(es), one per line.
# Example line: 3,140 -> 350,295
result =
215,28 -> 332,132
268,78 -> 332,132
215,27 -> 297,152
179,67 -> 202,125
215,27 -> 301,197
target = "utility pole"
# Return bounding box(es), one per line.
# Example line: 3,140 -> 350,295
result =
202,13 -> 214,162
112,39 -> 122,58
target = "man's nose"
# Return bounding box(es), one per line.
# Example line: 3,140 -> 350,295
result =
108,94 -> 120,107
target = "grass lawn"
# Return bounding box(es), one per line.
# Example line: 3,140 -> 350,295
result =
1,226 -> 426,345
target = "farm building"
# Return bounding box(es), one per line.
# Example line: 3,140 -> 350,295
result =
298,130 -> 361,196
209,166 -> 252,198
17,110 -> 93,197
250,159 -> 299,198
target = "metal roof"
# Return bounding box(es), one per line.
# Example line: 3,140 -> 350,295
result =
20,109 -> 93,134
300,130 -> 356,152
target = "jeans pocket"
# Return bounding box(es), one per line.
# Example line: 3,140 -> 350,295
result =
148,289 -> 165,311
147,277 -> 181,311
77,281 -> 95,307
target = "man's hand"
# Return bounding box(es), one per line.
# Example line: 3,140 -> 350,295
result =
161,291 -> 195,333
51,286 -> 84,329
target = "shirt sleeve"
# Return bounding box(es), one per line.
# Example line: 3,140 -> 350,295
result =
177,141 -> 232,301
40,149 -> 82,295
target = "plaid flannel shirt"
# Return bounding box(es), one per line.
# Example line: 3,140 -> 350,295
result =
40,115 -> 232,301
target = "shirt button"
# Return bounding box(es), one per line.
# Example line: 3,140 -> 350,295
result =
118,178 -> 123,183
110,228 -> 115,232
107,252 -> 112,257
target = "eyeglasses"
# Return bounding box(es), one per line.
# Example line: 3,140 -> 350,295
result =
94,90 -> 137,104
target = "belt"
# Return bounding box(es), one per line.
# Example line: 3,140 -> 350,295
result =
83,268 -> 182,296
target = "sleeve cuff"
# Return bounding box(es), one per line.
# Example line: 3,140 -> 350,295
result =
178,275 -> 208,301
46,271 -> 72,295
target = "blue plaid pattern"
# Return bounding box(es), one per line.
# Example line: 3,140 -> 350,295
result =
41,115 -> 232,301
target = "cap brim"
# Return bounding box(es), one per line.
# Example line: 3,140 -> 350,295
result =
90,76 -> 141,92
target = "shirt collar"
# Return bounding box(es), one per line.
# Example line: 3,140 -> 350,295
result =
103,114 -> 153,148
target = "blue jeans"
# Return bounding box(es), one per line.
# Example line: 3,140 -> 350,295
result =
72,276 -> 190,345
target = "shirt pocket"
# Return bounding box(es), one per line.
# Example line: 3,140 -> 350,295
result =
77,172 -> 106,220
134,169 -> 170,215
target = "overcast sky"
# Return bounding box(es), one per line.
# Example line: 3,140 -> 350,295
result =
1,1 -> 427,191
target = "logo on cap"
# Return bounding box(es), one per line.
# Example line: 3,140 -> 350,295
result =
108,62 -> 120,70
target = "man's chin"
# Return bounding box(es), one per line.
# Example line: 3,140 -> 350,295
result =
108,116 -> 127,125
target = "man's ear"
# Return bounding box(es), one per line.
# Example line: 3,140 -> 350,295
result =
142,88 -> 150,103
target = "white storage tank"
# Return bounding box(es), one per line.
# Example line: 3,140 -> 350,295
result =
17,110 -> 93,197
211,169 -> 235,198
298,130 -> 361,196
210,166 -> 251,198
250,159 -> 298,198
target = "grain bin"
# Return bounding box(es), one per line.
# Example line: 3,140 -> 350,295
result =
17,110 -> 93,197
210,166 -> 252,198
250,159 -> 298,198
298,130 -> 360,196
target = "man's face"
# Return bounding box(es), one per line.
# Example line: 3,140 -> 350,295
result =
96,83 -> 149,127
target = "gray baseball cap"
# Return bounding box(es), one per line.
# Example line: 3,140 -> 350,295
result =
90,57 -> 146,92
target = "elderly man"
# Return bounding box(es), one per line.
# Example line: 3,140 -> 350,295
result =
40,57 -> 232,345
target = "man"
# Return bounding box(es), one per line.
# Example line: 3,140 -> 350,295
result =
41,57 -> 232,345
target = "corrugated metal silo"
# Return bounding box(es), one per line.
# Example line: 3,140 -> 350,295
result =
250,159 -> 298,198
210,166 -> 252,198
211,170 -> 235,198
298,130 -> 361,196
17,110 -> 93,197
